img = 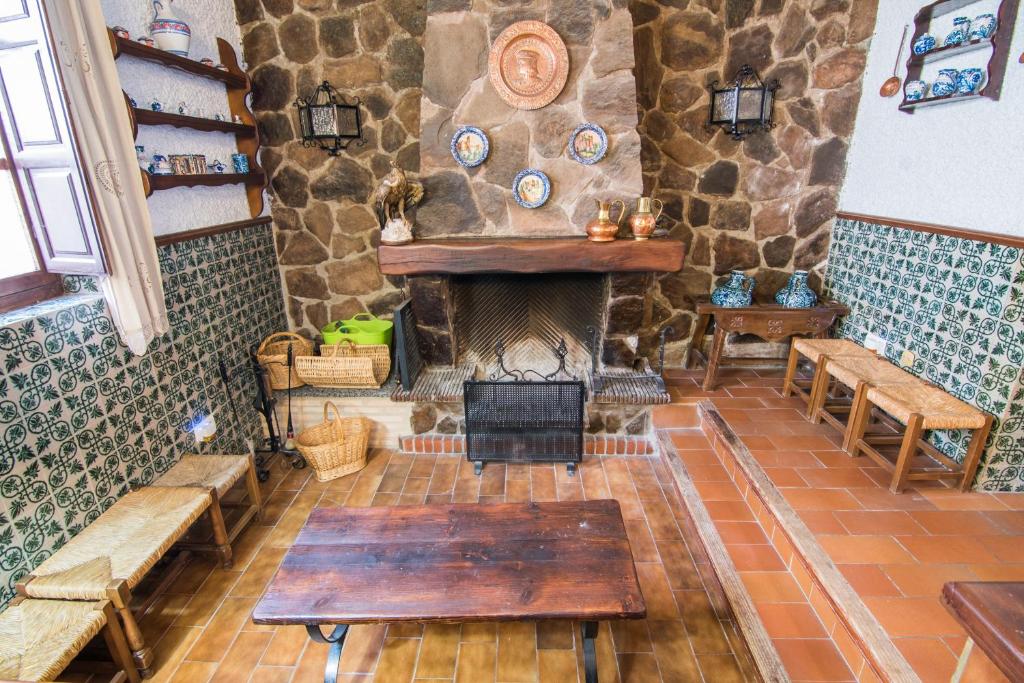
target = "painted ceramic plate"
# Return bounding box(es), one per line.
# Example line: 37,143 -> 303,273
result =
568,123 -> 608,165
488,21 -> 569,110
450,126 -> 489,167
512,169 -> 550,209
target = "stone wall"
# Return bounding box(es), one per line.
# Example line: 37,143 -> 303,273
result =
633,0 -> 877,363
239,0 -> 878,361
234,0 -> 424,338
417,0 -> 643,237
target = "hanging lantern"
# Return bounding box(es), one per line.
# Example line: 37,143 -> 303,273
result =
707,65 -> 779,140
295,81 -> 363,155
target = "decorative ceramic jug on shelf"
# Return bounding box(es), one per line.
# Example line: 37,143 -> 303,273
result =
150,0 -> 191,57
628,197 -> 663,240
586,199 -> 625,242
775,270 -> 818,308
711,271 -> 755,308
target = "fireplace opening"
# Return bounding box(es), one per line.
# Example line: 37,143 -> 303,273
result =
452,273 -> 604,376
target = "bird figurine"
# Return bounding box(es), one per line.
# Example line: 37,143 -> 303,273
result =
373,162 -> 423,246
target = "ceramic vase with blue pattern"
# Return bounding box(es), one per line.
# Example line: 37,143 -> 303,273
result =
944,17 -> 971,46
969,14 -> 998,40
711,271 -> 755,308
912,33 -> 936,55
775,271 -> 818,308
956,68 -> 984,94
932,69 -> 959,97
905,80 -> 928,101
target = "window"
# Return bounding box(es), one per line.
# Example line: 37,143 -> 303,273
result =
0,0 -> 105,313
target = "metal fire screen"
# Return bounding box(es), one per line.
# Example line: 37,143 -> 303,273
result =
464,340 -> 585,475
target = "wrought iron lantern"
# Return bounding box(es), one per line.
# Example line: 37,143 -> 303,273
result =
707,65 -> 779,140
295,81 -> 363,155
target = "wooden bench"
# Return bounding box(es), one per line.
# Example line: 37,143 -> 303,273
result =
848,382 -> 992,493
783,338 -> 878,419
152,454 -> 263,568
784,337 -> 994,493
0,598 -> 139,682
252,500 -> 646,683
943,581 -> 1024,682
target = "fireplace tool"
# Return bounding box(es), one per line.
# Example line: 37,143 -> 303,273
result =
248,347 -> 306,480
587,325 -> 674,395
464,338 -> 585,476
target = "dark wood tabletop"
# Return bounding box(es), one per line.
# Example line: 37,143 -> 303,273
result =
942,581 -> 1024,682
252,499 -> 647,626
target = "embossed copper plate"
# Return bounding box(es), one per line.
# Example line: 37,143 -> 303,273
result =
488,21 -> 569,110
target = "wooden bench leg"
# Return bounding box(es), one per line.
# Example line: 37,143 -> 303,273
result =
807,357 -> 831,423
782,343 -> 799,398
891,413 -> 925,494
306,624 -> 349,683
702,327 -> 727,391
959,414 -> 993,492
581,621 -> 599,683
842,381 -> 869,454
246,454 -> 264,522
686,314 -> 711,370
208,489 -> 233,569
106,581 -> 152,678
99,602 -> 142,683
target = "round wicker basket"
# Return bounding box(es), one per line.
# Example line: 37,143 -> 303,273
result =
256,332 -> 313,390
295,402 -> 371,482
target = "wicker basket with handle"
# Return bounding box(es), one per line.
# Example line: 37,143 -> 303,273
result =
256,332 -> 313,390
295,402 -> 370,482
295,341 -> 391,388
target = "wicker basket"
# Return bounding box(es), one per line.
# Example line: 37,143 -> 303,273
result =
295,341 -> 391,388
257,332 -> 314,390
295,402 -> 371,482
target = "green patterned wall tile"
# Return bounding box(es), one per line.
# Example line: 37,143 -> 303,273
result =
825,218 -> 1024,491
0,223 -> 287,607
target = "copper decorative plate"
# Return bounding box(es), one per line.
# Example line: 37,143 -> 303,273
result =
488,21 -> 569,110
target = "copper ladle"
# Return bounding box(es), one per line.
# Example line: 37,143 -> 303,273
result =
880,25 -> 909,97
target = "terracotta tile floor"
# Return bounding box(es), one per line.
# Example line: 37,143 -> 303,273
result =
136,447 -> 759,682
659,367 -> 1024,683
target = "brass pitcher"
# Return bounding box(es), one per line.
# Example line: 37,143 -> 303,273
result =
586,199 -> 625,242
629,197 -> 664,240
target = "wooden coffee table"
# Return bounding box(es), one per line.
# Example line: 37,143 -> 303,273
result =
252,500 -> 646,683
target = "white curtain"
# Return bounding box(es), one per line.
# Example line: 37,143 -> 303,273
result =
43,0 -> 168,355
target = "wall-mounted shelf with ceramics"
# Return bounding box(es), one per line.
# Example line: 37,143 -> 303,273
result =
108,29 -> 267,218
900,0 -> 1020,113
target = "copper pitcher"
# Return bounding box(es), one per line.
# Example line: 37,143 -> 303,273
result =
628,197 -> 664,240
586,199 -> 625,242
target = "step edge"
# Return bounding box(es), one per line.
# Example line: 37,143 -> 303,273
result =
697,401 -> 921,683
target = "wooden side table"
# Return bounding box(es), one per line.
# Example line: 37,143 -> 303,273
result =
686,299 -> 849,390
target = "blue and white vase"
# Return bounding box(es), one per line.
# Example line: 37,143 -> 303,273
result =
932,69 -> 959,97
912,33 -> 936,55
775,271 -> 818,308
711,271 -> 755,308
231,153 -> 250,174
969,14 -> 998,40
956,68 -> 984,94
150,0 -> 191,57
944,17 -> 971,46
905,80 -> 928,101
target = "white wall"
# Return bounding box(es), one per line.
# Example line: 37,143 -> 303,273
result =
840,0 -> 1024,237
100,0 -> 255,236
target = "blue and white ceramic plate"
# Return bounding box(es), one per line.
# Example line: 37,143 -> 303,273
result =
512,169 -> 550,209
450,126 -> 489,168
568,123 -> 608,165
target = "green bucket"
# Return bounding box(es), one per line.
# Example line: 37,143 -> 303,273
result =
342,313 -> 393,346
321,322 -> 374,346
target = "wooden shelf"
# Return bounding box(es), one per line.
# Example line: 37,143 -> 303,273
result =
144,171 -> 266,195
910,37 -> 993,65
902,0 -> 1019,114
899,92 -> 983,109
133,108 -> 256,136
378,237 -> 686,275
109,31 -> 248,88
